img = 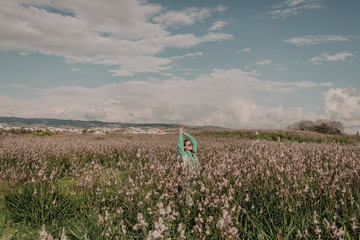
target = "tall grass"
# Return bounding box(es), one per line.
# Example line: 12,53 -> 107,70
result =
0,131 -> 359,239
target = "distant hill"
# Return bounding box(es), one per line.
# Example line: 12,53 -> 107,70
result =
0,116 -> 226,131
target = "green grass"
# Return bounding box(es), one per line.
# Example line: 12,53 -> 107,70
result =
31,130 -> 54,137
196,129 -> 360,145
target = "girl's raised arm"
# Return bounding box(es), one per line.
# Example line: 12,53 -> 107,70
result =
178,127 -> 185,157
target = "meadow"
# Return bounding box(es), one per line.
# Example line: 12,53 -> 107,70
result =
0,129 -> 360,239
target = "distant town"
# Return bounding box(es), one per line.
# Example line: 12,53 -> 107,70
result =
0,125 -> 171,135
0,116 -> 225,135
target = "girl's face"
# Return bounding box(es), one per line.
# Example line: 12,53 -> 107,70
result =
184,140 -> 193,152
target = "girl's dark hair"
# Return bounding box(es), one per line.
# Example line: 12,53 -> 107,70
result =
183,139 -> 190,146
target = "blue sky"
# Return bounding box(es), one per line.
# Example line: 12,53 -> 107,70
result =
0,0 -> 359,132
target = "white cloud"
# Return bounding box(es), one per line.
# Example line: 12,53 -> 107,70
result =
208,21 -> 227,31
256,59 -> 271,65
153,5 -> 226,28
284,35 -> 351,46
171,52 -> 204,60
147,32 -> 233,48
8,84 -> 28,88
108,56 -> 173,77
308,52 -> 355,64
199,32 -> 234,43
237,48 -> 251,53
0,0 -> 232,76
276,65 -> 287,71
18,51 -> 31,56
215,5 -> 227,12
153,7 -> 213,27
284,0 -> 307,7
319,88 -> 360,132
270,0 -> 323,19
0,68 -> 333,129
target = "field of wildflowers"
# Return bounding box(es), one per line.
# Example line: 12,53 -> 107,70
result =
0,130 -> 359,239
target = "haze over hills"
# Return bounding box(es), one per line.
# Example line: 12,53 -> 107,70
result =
0,116 -> 227,131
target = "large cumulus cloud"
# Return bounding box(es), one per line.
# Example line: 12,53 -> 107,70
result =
319,88 -> 360,132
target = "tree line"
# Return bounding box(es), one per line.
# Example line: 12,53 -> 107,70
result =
287,119 -> 344,135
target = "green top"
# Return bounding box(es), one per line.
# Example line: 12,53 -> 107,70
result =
178,133 -> 199,172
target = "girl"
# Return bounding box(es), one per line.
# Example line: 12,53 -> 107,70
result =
178,126 -> 199,172
178,126 -> 199,205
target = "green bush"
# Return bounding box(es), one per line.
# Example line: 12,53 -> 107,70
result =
32,130 -> 54,136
